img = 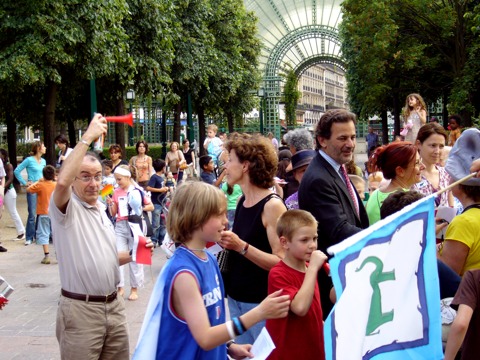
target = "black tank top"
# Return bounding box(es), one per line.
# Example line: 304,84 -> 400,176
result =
226,193 -> 284,303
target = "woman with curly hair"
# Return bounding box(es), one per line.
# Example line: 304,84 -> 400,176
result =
219,133 -> 287,344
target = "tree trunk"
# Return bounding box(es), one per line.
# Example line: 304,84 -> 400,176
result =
381,109 -> 388,145
67,116 -> 76,147
393,94 -> 400,137
115,97 -> 126,158
226,111 -> 234,133
6,112 -> 17,167
197,106 -> 206,156
173,102 -> 182,143
43,81 -> 58,165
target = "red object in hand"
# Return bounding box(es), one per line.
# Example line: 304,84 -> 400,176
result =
322,262 -> 330,275
0,295 -> 8,310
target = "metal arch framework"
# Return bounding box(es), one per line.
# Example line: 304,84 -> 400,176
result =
294,54 -> 346,77
265,25 -> 342,78
262,26 -> 345,138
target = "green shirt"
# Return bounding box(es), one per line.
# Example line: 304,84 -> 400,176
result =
366,189 -> 397,225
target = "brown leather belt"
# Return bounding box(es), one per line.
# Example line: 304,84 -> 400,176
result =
61,289 -> 117,303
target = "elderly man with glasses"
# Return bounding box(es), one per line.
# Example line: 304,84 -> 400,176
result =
50,114 -> 152,360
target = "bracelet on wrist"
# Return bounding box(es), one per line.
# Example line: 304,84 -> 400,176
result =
80,139 -> 90,147
226,340 -> 235,349
232,317 -> 245,336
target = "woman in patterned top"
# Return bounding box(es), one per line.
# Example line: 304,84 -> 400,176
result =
412,123 -> 454,207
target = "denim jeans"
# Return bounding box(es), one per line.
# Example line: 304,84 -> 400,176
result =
226,209 -> 236,230
36,215 -> 51,245
227,296 -> 264,344
26,192 -> 37,241
151,204 -> 166,244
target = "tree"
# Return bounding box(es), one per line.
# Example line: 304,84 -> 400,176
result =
341,0 -> 480,131
282,67 -> 301,127
0,0 -> 131,164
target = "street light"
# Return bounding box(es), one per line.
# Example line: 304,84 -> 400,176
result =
126,89 -> 135,146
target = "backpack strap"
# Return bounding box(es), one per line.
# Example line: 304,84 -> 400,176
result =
127,187 -> 145,216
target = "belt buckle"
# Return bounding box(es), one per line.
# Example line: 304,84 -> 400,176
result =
104,294 -> 109,303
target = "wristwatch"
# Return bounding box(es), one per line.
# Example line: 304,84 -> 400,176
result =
239,242 -> 249,256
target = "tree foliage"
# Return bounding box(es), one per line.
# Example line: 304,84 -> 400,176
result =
340,0 -> 480,129
0,0 -> 263,162
282,67 -> 300,127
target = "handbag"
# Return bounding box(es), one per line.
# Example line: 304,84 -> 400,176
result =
127,188 -> 153,237
216,249 -> 230,274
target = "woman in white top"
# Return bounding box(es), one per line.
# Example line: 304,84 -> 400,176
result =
107,165 -> 153,301
54,134 -> 73,169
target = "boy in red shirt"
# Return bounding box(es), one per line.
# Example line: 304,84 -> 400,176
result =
266,210 -> 327,360
27,165 -> 56,264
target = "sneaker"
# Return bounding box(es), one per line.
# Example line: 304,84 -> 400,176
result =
24,240 -> 32,246
0,246 -> 7,252
41,256 -> 51,264
16,234 -> 25,240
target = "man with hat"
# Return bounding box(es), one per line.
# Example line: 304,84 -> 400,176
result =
285,149 -> 316,209
442,127 -> 480,360
439,128 -> 480,276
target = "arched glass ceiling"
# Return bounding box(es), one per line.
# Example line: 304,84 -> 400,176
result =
244,0 -> 344,77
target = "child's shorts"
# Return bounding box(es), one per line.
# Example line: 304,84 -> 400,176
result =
36,215 -> 51,245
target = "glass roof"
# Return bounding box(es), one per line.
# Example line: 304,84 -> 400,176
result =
244,0 -> 344,76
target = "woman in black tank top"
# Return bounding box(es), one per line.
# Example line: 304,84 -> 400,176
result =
219,133 -> 287,344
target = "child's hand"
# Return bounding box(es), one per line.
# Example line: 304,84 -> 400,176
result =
257,289 -> 290,320
309,250 -> 328,271
228,343 -> 253,359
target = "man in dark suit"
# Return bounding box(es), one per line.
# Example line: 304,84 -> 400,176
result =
299,109 -> 369,318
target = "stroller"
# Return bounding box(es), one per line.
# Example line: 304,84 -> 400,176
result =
159,194 -> 176,258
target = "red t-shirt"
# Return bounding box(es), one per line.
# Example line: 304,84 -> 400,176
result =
266,261 -> 325,360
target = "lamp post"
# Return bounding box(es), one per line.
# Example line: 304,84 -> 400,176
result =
126,89 -> 135,146
258,88 -> 264,135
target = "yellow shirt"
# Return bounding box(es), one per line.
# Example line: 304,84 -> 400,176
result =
445,208 -> 480,275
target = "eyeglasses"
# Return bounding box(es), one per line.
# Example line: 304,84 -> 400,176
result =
75,175 -> 103,183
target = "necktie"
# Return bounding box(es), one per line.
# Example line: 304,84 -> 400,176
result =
340,164 -> 359,217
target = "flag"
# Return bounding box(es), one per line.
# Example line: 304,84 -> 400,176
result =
132,259 -> 171,360
324,195 -> 443,360
99,184 -> 114,199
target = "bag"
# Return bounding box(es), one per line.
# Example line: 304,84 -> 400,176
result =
128,212 -> 153,237
216,249 -> 230,274
127,188 -> 153,237
179,162 -> 188,170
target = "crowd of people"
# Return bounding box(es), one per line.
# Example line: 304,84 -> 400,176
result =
1,99 -> 480,360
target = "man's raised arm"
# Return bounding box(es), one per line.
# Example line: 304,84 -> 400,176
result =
53,114 -> 107,213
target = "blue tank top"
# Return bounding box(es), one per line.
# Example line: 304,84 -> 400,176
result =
157,246 -> 227,360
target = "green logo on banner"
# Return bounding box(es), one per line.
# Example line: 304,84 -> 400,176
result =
356,256 -> 396,335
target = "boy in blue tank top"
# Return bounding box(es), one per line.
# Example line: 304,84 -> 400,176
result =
133,182 -> 290,360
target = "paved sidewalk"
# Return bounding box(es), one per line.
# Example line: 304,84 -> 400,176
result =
0,146 -> 368,359
0,193 -> 167,360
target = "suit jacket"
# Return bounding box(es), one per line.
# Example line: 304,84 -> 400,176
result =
298,152 -> 369,253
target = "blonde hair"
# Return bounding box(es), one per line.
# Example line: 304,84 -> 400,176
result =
348,174 -> 366,190
167,181 -> 227,244
276,209 -> 317,241
207,124 -> 218,133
